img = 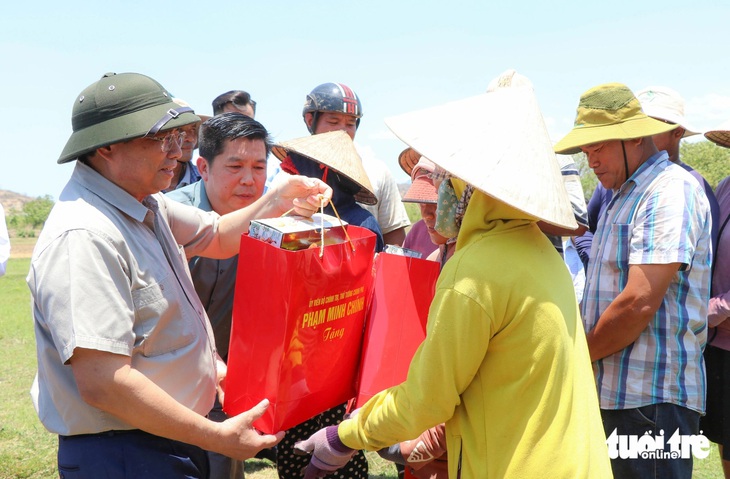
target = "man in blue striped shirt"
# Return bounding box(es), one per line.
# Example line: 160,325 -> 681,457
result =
555,83 -> 712,479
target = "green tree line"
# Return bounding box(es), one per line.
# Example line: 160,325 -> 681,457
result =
5,140 -> 730,236
6,195 -> 54,237
574,140 -> 730,200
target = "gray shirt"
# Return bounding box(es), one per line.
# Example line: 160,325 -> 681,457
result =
28,162 -> 221,436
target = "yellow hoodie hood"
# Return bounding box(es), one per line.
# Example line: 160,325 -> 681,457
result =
451,177 -> 540,252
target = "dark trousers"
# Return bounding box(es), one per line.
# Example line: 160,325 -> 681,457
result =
207,397 -> 245,479
58,429 -> 209,479
701,343 -> 730,459
602,403 -> 700,479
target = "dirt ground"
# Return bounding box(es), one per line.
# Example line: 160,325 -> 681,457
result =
9,237 -> 36,259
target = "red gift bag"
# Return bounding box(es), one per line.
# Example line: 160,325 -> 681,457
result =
353,252 -> 441,408
224,225 -> 377,433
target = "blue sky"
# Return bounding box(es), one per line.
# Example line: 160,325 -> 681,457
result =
2,0 -> 729,199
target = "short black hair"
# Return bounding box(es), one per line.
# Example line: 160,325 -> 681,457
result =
212,90 -> 256,116
198,112 -> 272,163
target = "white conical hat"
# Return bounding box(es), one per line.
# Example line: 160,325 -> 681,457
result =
384,71 -> 577,229
272,130 -> 377,205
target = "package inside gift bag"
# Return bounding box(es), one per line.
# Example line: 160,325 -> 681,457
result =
224,224 -> 377,433
249,213 -> 349,251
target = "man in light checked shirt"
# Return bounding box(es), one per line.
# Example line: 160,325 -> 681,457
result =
554,82 -> 712,479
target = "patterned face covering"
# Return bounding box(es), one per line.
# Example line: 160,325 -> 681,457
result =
435,179 -> 460,238
435,177 -> 475,240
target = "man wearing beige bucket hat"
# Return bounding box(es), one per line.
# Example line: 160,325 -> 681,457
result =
575,86 -> 720,263
555,83 -> 712,479
27,72 -> 332,477
296,71 -> 612,478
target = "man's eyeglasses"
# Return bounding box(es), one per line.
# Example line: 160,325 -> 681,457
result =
145,130 -> 187,153
231,97 -> 256,109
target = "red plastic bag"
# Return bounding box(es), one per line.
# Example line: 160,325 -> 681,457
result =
353,252 -> 440,408
224,225 -> 377,433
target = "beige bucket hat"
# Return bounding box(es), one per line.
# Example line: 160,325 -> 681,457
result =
554,83 -> 676,155
385,69 -> 577,230
271,130 -> 377,205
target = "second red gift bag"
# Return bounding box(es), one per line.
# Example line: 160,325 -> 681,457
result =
353,252 -> 441,408
224,225 -> 377,433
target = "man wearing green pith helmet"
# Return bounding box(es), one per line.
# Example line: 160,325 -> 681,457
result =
27,72 -> 332,477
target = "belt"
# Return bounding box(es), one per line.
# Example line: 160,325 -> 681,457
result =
60,429 -> 142,440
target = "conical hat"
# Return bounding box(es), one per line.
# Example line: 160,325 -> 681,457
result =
272,130 -> 377,205
384,78 -> 577,229
398,147 -> 421,176
705,119 -> 730,149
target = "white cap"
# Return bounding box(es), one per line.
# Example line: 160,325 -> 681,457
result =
636,86 -> 699,137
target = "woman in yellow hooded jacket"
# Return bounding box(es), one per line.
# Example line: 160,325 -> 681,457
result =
295,71 -> 612,478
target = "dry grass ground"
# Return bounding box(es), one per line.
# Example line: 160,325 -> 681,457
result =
245,453 -> 396,478
8,236 -> 35,259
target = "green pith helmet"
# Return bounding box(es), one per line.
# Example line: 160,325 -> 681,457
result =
58,72 -> 201,164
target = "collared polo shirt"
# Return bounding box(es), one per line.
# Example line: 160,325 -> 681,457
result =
28,161 -> 221,435
582,151 -> 711,413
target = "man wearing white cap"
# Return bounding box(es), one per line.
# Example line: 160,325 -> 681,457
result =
638,86 -> 718,251
574,86 -> 719,262
294,71 -> 612,479
555,83 -> 711,479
